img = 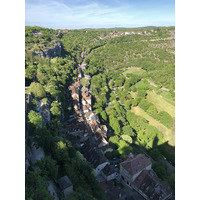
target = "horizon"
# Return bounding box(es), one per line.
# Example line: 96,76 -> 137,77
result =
25,25 -> 175,31
25,0 -> 175,29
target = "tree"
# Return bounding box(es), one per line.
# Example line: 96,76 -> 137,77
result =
121,135 -> 132,144
28,110 -> 43,128
122,125 -> 135,137
150,149 -> 163,161
81,77 -> 90,87
109,115 -> 121,135
35,156 -> 58,179
29,82 -> 46,99
26,170 -> 54,200
28,98 -> 39,110
50,102 -> 62,117
139,98 -> 151,111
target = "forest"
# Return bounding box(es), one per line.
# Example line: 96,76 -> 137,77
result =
25,26 -> 175,199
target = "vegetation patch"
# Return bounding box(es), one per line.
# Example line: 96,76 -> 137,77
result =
147,90 -> 175,117
123,67 -> 146,76
132,106 -> 174,146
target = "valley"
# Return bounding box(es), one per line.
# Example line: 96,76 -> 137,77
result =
25,26 -> 175,200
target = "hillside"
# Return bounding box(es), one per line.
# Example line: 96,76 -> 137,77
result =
25,26 -> 175,200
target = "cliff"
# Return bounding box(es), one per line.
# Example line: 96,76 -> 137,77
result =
33,43 -> 62,58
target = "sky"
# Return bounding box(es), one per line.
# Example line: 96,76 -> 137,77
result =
25,0 -> 175,29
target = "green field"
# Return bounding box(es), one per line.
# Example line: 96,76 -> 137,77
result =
132,106 -> 175,146
123,67 -> 146,76
147,90 -> 175,118
129,91 -> 137,98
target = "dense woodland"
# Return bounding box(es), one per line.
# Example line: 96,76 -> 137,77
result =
25,26 -> 175,199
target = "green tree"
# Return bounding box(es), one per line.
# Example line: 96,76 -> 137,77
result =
122,125 -> 135,137
28,110 -> 43,128
81,77 -> 90,87
50,102 -> 62,117
26,170 -> 54,200
121,135 -> 132,143
29,82 -> 46,99
35,156 -> 58,179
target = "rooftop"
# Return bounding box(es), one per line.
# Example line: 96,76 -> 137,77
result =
102,164 -> 115,176
133,170 -> 173,200
120,154 -> 152,176
82,139 -> 108,168
58,175 -> 72,190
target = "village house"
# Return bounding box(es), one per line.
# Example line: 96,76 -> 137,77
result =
82,90 -> 90,98
101,164 -> 116,182
32,32 -> 42,37
82,95 -> 92,105
82,139 -> 109,175
74,81 -> 81,87
125,31 -> 131,35
81,51 -> 85,58
85,111 -> 94,121
62,29 -> 68,33
135,30 -> 143,35
57,175 -> 73,197
71,87 -> 79,100
77,67 -> 83,78
132,170 -> 173,200
85,111 -> 100,124
84,74 -> 91,80
90,120 -> 101,133
81,62 -> 87,67
95,131 -> 108,148
83,104 -> 92,113
120,154 -> 152,187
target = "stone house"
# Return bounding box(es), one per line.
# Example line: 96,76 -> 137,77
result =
82,90 -> 90,98
81,51 -> 85,58
62,29 -> 68,33
132,170 -> 173,200
90,120 -> 101,133
84,74 -> 91,80
71,87 -> 79,100
101,164 -> 116,182
135,31 -> 142,35
83,104 -> 92,113
120,154 -> 152,187
57,175 -> 73,197
125,31 -> 131,35
84,95 -> 92,105
100,125 -> 107,134
85,111 -> 94,122
94,130 -> 108,148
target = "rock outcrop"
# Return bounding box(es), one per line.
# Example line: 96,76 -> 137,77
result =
33,43 -> 62,58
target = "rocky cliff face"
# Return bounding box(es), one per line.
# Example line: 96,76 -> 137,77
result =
33,43 -> 62,58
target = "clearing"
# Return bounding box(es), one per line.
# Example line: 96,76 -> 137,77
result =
132,106 -> 175,146
147,90 -> 175,118
123,67 -> 146,76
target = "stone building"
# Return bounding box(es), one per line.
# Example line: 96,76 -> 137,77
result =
101,164 -> 116,182
120,154 -> 152,186
57,175 -> 73,197
132,170 -> 173,200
